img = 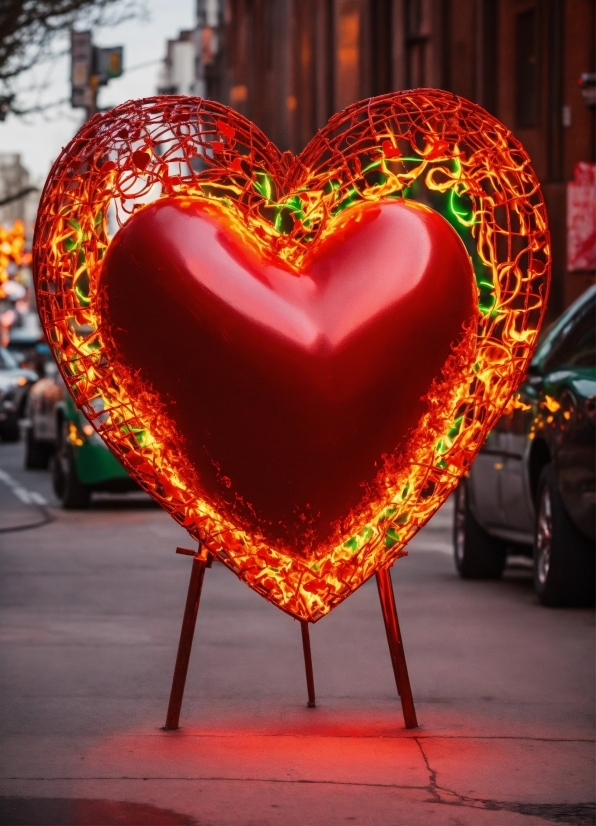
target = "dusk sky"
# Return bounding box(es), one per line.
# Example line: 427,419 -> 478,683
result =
1,0 -> 195,184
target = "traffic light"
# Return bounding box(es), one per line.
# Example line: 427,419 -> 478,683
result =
93,46 -> 124,86
71,30 -> 124,117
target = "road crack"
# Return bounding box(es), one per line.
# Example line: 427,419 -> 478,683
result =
414,737 -> 594,825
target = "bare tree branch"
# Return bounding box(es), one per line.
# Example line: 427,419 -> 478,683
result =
10,97 -> 70,116
0,0 -> 145,114
0,186 -> 38,206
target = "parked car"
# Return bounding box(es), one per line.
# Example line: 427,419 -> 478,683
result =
6,312 -> 46,372
454,285 -> 595,607
23,372 -> 137,508
0,347 -> 37,441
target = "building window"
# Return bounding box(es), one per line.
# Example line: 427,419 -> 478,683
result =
515,8 -> 538,128
480,0 -> 498,114
371,0 -> 393,95
336,1 -> 360,110
405,0 -> 427,88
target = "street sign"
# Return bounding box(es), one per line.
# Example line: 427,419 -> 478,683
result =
71,30 -> 92,109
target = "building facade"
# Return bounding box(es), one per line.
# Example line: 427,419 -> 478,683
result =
157,30 -> 198,97
202,0 -> 594,315
0,153 -> 38,242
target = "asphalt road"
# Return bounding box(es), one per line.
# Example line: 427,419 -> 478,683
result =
0,439 -> 594,826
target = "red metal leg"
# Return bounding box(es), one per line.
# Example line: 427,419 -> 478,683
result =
300,620 -> 316,707
375,567 -> 418,729
164,549 -> 208,730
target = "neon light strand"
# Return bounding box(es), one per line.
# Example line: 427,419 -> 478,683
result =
33,91 -> 550,621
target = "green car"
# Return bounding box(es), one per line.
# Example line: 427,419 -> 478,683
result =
24,370 -> 137,508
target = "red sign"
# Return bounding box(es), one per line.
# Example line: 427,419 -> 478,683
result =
567,162 -> 596,272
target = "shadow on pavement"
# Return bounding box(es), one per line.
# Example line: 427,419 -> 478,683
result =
501,563 -> 535,593
0,796 -> 200,826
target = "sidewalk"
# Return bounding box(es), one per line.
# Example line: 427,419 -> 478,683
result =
0,451 -> 594,825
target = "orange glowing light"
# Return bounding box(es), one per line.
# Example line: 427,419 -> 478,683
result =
503,394 -> 532,415
542,395 -> 561,414
0,219 -> 30,299
33,92 -> 550,621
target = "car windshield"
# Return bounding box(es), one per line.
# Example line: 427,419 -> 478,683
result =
0,347 -> 19,370
542,298 -> 595,372
533,288 -> 596,371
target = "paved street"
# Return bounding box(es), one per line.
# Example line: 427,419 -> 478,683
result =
0,439 -> 594,826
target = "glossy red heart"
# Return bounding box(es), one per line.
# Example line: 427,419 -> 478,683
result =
99,196 -> 475,555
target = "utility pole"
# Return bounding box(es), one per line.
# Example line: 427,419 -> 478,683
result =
0,96 -> 13,122
71,30 -> 123,121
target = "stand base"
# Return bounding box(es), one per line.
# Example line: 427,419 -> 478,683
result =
164,550 -> 418,730
163,548 -> 208,731
300,621 -> 316,707
376,567 -> 418,729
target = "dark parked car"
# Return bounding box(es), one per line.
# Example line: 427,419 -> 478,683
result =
6,312 -> 47,373
454,285 -> 595,606
24,372 -> 137,508
0,346 -> 37,441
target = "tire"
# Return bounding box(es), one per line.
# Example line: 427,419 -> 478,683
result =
0,415 -> 20,442
453,480 -> 507,579
533,464 -> 595,607
24,424 -> 52,470
51,421 -> 91,509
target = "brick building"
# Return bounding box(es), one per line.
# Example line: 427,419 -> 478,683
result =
203,0 -> 595,314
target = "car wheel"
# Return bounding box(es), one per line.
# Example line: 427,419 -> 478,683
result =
24,424 -> 52,470
51,422 -> 91,509
533,464 -> 595,607
453,480 -> 507,579
0,414 -> 20,442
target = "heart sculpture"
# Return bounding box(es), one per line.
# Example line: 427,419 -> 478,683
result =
34,91 -> 550,621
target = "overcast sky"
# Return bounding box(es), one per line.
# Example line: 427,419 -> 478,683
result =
1,0 -> 195,185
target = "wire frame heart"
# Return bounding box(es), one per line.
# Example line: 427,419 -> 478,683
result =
33,90 -> 550,621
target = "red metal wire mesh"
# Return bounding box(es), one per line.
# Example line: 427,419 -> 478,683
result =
33,90 -> 550,621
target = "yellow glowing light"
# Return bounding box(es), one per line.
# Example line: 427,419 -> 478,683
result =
503,394 -> 532,415
68,421 -> 84,446
0,220 -> 30,299
542,395 -> 561,413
